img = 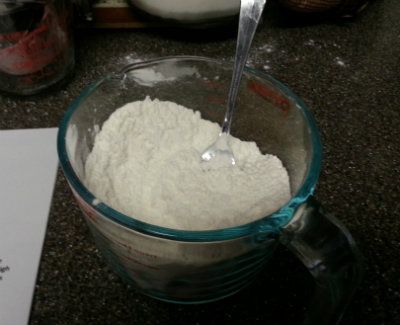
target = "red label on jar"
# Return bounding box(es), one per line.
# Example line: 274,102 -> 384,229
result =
0,5 -> 67,76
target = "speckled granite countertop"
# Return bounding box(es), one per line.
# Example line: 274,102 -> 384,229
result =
0,0 -> 399,324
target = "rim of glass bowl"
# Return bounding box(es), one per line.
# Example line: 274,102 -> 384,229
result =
57,56 -> 322,242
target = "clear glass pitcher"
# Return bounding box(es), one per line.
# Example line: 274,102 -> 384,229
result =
0,0 -> 74,95
57,57 -> 362,324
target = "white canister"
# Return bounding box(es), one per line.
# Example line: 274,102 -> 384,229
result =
130,0 -> 240,22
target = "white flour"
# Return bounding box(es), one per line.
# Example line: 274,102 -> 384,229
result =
85,97 -> 291,230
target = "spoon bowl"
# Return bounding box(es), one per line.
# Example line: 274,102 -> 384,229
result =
201,133 -> 236,165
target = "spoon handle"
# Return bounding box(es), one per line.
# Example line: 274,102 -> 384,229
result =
221,0 -> 267,134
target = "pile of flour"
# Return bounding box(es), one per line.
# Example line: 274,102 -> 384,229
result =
85,97 -> 291,230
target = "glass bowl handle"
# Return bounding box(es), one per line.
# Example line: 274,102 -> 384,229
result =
280,197 -> 363,324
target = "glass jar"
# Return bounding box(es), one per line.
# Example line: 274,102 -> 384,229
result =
0,0 -> 74,95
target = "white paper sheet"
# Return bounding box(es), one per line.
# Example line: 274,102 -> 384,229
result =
0,128 -> 58,325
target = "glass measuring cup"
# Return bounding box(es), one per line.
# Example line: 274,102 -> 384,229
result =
57,56 -> 362,324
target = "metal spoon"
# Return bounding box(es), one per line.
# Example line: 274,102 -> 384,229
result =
201,0 -> 267,166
